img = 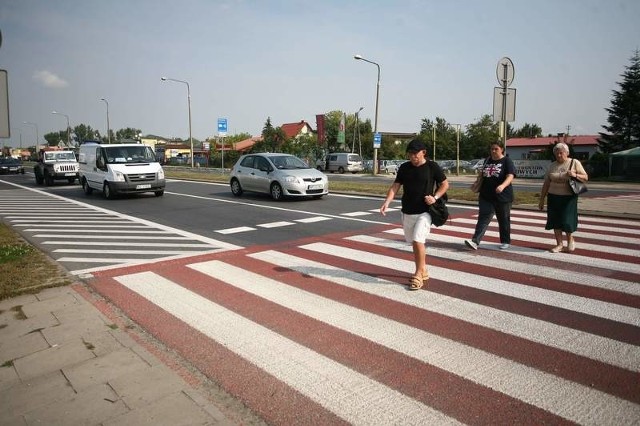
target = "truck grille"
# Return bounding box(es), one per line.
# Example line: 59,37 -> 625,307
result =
127,173 -> 156,183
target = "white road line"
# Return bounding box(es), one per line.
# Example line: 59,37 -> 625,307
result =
215,226 -> 256,234
301,242 -> 640,326
187,260 -> 639,425
257,221 -> 295,228
250,249 -> 640,372
115,271 -> 460,426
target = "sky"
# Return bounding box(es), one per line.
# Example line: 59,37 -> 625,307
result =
1,0 -> 639,148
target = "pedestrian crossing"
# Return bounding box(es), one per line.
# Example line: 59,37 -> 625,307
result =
88,210 -> 640,425
0,184 -> 240,276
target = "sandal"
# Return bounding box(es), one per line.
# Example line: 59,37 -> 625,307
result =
408,270 -> 429,284
409,275 -> 424,291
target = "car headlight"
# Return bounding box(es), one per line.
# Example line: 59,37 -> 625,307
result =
114,171 -> 125,182
157,169 -> 165,180
282,175 -> 299,184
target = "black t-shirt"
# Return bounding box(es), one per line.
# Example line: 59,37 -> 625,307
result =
479,156 -> 516,203
395,160 -> 447,214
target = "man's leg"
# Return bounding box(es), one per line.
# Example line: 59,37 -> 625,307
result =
412,241 -> 426,278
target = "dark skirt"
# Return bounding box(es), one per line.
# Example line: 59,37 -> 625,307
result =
545,193 -> 578,232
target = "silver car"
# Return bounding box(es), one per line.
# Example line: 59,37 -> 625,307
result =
230,153 -> 329,200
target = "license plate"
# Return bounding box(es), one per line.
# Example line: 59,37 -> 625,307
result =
64,172 -> 76,176
308,184 -> 323,190
136,184 -> 151,190
9,168 -> 17,171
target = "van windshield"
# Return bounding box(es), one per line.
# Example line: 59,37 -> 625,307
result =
104,146 -> 156,164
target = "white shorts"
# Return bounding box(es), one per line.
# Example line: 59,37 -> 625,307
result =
401,212 -> 432,244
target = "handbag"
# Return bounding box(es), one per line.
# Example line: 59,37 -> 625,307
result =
568,159 -> 588,195
470,158 -> 488,193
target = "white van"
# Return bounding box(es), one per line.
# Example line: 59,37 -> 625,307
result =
318,152 -> 363,174
78,142 -> 165,199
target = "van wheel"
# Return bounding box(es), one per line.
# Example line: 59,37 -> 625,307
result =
230,178 -> 243,196
154,190 -> 164,197
103,182 -> 115,199
270,182 -> 284,201
82,178 -> 93,195
338,166 -> 345,174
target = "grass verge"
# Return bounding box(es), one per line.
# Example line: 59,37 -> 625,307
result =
0,224 -> 74,300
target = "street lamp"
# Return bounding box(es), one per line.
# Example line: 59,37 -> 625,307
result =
161,76 -> 193,167
351,107 -> 363,154
51,111 -> 71,146
451,124 -> 462,176
100,98 -> 111,144
23,121 -> 39,149
354,54 -> 380,175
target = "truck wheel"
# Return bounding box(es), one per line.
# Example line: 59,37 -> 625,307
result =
103,182 -> 115,199
34,168 -> 43,185
44,170 -> 54,186
82,178 -> 93,195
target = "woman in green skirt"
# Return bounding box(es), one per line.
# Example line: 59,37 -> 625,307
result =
538,142 -> 589,252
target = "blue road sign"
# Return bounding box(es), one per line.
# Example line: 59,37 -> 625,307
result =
217,118 -> 228,135
373,132 -> 381,149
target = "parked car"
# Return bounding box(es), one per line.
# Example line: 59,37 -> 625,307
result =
0,157 -> 25,174
379,160 -> 398,174
230,153 -> 329,201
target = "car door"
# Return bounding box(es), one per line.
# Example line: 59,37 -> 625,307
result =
252,156 -> 272,194
235,155 -> 257,191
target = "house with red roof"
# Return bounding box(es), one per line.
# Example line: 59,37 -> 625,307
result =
230,120 -> 315,153
506,135 -> 599,160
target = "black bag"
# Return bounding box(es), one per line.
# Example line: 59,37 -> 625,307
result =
428,197 -> 449,227
568,159 -> 588,195
424,161 -> 449,227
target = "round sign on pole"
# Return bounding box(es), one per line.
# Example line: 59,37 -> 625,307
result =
496,57 -> 514,87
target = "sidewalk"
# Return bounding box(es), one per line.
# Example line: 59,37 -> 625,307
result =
0,284 -> 252,425
1,178 -> 638,425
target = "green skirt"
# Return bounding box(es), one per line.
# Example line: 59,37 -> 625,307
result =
545,193 -> 578,232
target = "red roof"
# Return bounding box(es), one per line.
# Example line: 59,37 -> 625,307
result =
233,136 -> 262,152
280,120 -> 313,139
507,135 -> 599,147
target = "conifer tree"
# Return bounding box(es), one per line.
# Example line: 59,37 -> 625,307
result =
598,50 -> 640,153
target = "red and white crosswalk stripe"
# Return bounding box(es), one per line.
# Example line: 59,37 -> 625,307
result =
88,211 -> 640,425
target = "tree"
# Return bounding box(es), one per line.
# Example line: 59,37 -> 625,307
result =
253,117 -> 286,153
73,124 -> 99,144
599,50 -> 640,153
43,131 -> 68,147
115,127 -> 142,141
513,123 -> 543,138
464,114 -> 501,159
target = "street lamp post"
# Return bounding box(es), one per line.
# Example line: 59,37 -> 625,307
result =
23,121 -> 39,149
451,124 -> 462,176
100,98 -> 111,144
351,107 -> 363,154
354,54 -> 380,175
161,77 -> 193,168
51,111 -> 71,146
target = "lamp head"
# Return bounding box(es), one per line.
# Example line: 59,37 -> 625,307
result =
51,111 -> 57,114
160,77 -> 167,81
354,54 -> 363,60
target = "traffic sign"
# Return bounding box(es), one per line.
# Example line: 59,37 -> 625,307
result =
217,118 -> 228,136
373,132 -> 381,149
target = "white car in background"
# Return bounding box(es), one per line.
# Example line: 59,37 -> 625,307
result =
230,153 -> 329,201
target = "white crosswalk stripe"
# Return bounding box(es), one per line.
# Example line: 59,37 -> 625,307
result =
94,210 -> 640,425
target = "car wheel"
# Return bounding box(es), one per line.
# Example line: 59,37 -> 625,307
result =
270,182 -> 284,201
230,178 -> 243,196
338,166 -> 345,174
103,182 -> 115,199
82,178 -> 93,195
154,190 -> 164,197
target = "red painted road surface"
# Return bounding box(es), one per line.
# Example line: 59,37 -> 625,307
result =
87,209 -> 640,425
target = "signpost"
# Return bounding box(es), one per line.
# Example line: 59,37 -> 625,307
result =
217,118 -> 228,169
373,132 -> 381,149
493,57 -> 516,153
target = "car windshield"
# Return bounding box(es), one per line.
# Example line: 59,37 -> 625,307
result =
270,155 -> 310,169
44,152 -> 76,161
104,146 -> 156,164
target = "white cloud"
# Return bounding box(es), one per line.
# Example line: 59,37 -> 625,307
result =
32,70 -> 68,89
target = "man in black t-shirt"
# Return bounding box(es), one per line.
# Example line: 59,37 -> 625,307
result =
380,139 -> 449,291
